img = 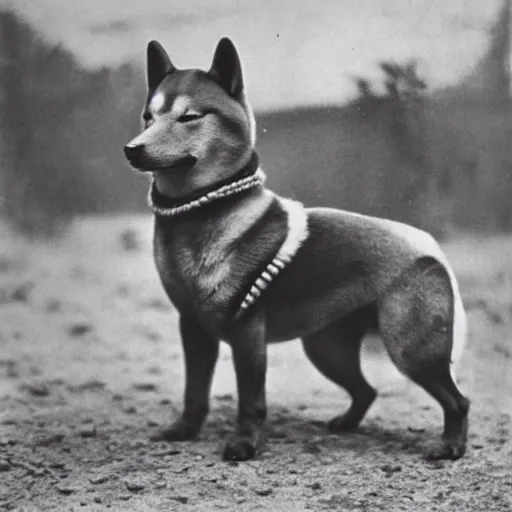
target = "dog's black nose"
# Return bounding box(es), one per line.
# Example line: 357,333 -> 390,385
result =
124,143 -> 145,166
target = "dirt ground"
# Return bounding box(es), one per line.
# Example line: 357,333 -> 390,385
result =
1,216 -> 511,512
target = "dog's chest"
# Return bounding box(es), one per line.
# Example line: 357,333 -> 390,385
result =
152,193 -> 276,320
154,226 -> 235,314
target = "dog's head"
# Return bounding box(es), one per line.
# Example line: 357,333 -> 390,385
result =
124,38 -> 256,198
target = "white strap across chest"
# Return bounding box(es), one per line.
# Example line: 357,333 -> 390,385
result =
236,198 -> 309,317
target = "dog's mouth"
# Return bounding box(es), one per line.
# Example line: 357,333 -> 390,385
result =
135,155 -> 198,173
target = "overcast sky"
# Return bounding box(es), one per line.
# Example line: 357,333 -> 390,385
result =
2,0 -> 506,109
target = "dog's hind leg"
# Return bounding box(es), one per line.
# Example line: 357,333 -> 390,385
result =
378,256 -> 469,460
302,305 -> 377,431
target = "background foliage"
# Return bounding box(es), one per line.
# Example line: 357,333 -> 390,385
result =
0,7 -> 511,236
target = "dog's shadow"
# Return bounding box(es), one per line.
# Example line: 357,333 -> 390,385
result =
204,403 -> 431,459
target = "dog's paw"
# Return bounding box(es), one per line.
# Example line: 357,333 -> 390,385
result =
424,440 -> 466,461
222,437 -> 256,461
327,391 -> 376,433
150,420 -> 199,442
327,413 -> 361,432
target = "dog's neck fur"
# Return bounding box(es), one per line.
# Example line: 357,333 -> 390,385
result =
151,153 -> 310,324
149,152 -> 264,217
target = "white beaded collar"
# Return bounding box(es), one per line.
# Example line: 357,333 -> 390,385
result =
148,168 -> 266,217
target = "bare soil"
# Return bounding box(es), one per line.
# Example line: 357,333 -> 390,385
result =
1,217 -> 511,511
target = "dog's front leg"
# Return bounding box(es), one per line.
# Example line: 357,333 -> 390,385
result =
151,315 -> 219,442
223,310 -> 267,461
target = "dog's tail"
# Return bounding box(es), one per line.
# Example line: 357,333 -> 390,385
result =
435,252 -> 467,382
449,268 -> 467,382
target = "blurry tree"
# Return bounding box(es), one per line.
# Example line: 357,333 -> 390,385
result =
258,5 -> 512,237
258,1 -> 512,236
1,3 -> 511,238
426,0 -> 512,232
377,60 -> 433,232
0,10 -> 145,236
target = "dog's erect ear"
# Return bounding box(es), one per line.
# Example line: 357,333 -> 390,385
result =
208,37 -> 243,97
146,40 -> 175,91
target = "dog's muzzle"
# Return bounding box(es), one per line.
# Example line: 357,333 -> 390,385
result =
123,143 -> 197,172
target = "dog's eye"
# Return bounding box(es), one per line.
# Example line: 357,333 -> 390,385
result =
142,111 -> 153,126
177,112 -> 203,123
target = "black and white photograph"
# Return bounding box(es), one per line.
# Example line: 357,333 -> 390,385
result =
1,1 -> 511,510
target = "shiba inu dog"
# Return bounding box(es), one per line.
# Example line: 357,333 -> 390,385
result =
124,38 -> 469,462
